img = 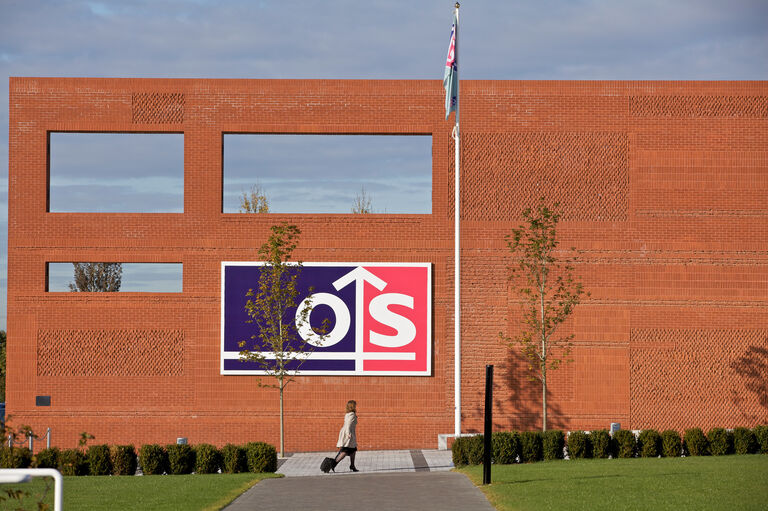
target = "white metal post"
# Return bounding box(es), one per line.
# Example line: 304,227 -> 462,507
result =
453,2 -> 462,438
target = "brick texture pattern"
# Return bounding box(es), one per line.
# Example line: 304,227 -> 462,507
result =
7,78 -> 768,451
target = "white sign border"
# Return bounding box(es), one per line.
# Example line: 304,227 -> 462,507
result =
220,262 -> 432,376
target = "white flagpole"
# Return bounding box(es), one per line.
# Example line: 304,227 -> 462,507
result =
453,1 -> 461,438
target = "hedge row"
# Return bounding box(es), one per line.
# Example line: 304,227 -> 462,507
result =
452,425 -> 768,466
0,441 -> 277,475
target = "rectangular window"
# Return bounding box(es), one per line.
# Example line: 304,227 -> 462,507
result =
223,134 -> 432,214
47,263 -> 183,293
48,133 -> 184,212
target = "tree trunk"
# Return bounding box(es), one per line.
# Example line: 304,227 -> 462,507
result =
279,379 -> 284,458
542,365 -> 547,432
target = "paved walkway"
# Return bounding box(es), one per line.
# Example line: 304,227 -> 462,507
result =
224,450 -> 495,511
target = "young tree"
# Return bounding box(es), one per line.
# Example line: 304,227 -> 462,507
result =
500,199 -> 587,431
0,330 -> 5,402
69,263 -> 122,292
351,186 -> 373,214
238,223 -> 325,457
239,184 -> 270,213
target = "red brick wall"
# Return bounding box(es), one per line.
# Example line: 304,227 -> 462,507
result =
7,78 -> 768,451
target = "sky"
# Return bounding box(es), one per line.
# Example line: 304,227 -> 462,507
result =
1,0 -> 767,330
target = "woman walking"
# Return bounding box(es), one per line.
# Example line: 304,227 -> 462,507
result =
332,400 -> 358,472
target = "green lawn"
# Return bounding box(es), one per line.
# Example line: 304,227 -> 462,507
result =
0,472 -> 281,511
459,455 -> 768,511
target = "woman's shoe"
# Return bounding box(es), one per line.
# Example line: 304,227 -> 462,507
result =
350,466 -> 359,472
331,460 -> 338,472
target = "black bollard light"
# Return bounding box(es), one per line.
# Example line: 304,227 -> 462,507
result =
483,364 -> 493,485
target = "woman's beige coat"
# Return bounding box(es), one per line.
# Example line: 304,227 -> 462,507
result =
336,411 -> 358,448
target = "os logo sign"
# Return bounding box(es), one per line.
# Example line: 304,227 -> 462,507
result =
221,262 -> 431,376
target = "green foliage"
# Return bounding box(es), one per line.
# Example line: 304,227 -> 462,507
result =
637,430 -> 661,457
500,199 -> 588,431
166,443 -> 195,475
683,428 -> 709,456
0,447 -> 32,468
519,431 -> 543,463
221,444 -> 247,473
542,430 -> 564,460
245,442 -> 277,473
612,430 -> 636,458
661,430 -> 682,457
87,444 -> 113,475
194,444 -> 222,474
110,445 -> 137,476
707,428 -> 732,456
139,444 -> 168,475
59,448 -> 88,476
751,425 -> 768,454
732,427 -> 757,455
492,431 -> 519,464
33,447 -> 60,468
589,430 -> 611,459
568,431 -> 590,459
465,435 -> 485,465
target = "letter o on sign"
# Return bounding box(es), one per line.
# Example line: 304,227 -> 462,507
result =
296,292 -> 350,347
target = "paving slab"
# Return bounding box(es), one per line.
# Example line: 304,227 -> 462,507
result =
277,449 -> 454,477
224,471 -> 494,511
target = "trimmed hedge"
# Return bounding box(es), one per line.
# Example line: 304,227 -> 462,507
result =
59,449 -> 88,476
466,435 -> 485,465
34,447 -> 60,469
637,429 -> 661,458
754,425 -> 768,454
166,443 -> 195,475
684,428 -> 709,456
590,430 -> 611,459
194,444 -> 221,474
222,444 -> 248,473
733,427 -> 757,455
613,430 -> 636,458
492,431 -> 519,464
519,431 -> 543,463
139,444 -> 167,475
707,428 -> 732,456
661,430 -> 682,457
568,431 -> 590,459
0,447 -> 32,468
245,442 -> 278,473
111,445 -> 137,476
87,444 -> 113,475
543,430 -> 565,460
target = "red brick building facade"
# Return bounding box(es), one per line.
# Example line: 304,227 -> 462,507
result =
7,78 -> 768,451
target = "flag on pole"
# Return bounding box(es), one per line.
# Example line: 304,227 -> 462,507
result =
444,10 -> 458,120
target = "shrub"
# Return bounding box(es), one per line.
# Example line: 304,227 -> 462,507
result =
637,429 -> 661,458
567,431 -> 590,459
34,447 -> 60,469
732,427 -> 756,455
139,444 -> 167,475
707,428 -> 732,456
194,444 -> 221,474
754,425 -> 768,454
0,447 -> 32,468
492,431 -> 519,464
683,428 -> 709,456
466,435 -> 485,465
542,430 -> 565,460
519,431 -> 543,463
166,443 -> 195,475
86,444 -> 112,475
222,444 -> 247,473
110,445 -> 137,476
451,436 -> 469,467
590,430 -> 611,459
661,430 -> 682,457
245,442 -> 278,473
613,430 -> 636,458
59,448 -> 88,476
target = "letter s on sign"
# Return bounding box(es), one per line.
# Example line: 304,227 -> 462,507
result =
368,293 -> 416,348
